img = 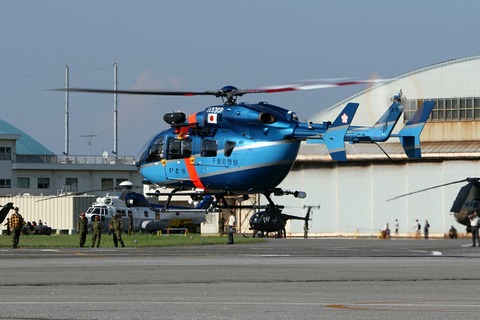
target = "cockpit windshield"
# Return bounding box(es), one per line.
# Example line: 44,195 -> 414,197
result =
135,133 -> 164,167
145,137 -> 165,163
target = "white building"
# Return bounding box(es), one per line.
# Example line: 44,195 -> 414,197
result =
0,118 -> 143,233
0,118 -> 142,197
279,55 -> 480,238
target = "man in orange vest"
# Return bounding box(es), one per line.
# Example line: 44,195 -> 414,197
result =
10,207 -> 25,249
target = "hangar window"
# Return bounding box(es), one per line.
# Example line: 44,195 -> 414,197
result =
0,179 -> 11,188
17,177 -> 29,188
0,147 -> 12,160
102,178 -> 114,190
38,177 -> 50,189
404,97 -> 480,122
65,178 -> 78,192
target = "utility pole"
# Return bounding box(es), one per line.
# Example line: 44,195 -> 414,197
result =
113,61 -> 118,158
64,64 -> 69,157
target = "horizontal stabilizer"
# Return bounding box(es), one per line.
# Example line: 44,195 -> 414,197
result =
323,102 -> 359,161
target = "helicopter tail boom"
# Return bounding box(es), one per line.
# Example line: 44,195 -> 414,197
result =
345,99 -> 403,143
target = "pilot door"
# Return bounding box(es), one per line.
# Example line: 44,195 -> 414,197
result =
164,137 -> 193,181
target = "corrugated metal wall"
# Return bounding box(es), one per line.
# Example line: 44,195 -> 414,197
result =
0,195 -> 96,234
279,160 -> 480,237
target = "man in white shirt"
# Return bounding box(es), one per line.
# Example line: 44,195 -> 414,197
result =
227,212 -> 236,244
469,211 -> 480,247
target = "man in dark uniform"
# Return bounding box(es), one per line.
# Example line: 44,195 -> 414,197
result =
10,207 -> 24,249
91,215 -> 102,247
128,213 -> 133,236
109,215 -> 125,247
77,212 -> 88,248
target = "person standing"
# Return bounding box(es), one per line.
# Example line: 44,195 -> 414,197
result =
468,211 -> 480,247
413,219 -> 421,239
227,212 -> 236,244
424,219 -> 430,239
219,215 -> 225,236
109,215 -> 125,248
127,213 -> 133,236
77,212 -> 88,248
382,223 -> 390,239
91,215 -> 102,247
10,207 -> 24,249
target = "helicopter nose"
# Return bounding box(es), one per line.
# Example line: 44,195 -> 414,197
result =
134,160 -> 142,170
135,141 -> 151,169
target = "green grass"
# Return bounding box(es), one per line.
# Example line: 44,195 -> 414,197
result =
0,233 -> 265,248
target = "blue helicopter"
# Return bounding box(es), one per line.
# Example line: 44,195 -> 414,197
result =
61,80 -> 431,235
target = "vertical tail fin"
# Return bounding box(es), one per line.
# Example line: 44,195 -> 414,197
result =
396,101 -> 435,158
368,100 -> 404,142
323,102 -> 359,161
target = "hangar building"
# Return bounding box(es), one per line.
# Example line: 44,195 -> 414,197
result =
278,55 -> 480,238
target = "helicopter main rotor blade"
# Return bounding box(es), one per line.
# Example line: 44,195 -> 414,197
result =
386,179 -> 469,202
34,186 -> 127,203
50,88 -> 217,97
239,79 -> 389,95
50,79 -> 389,98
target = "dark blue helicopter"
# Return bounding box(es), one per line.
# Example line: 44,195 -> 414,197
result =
61,80 -> 432,235
0,202 -> 14,225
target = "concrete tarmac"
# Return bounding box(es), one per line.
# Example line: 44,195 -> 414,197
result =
1,238 -> 480,319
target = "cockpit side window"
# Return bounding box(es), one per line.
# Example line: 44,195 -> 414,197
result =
224,141 -> 236,157
146,137 -> 165,163
201,139 -> 217,157
167,138 -> 192,159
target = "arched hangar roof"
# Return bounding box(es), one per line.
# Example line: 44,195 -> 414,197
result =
313,55 -> 480,127
301,55 -> 480,161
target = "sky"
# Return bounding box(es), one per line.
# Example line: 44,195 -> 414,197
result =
1,0 -> 479,157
